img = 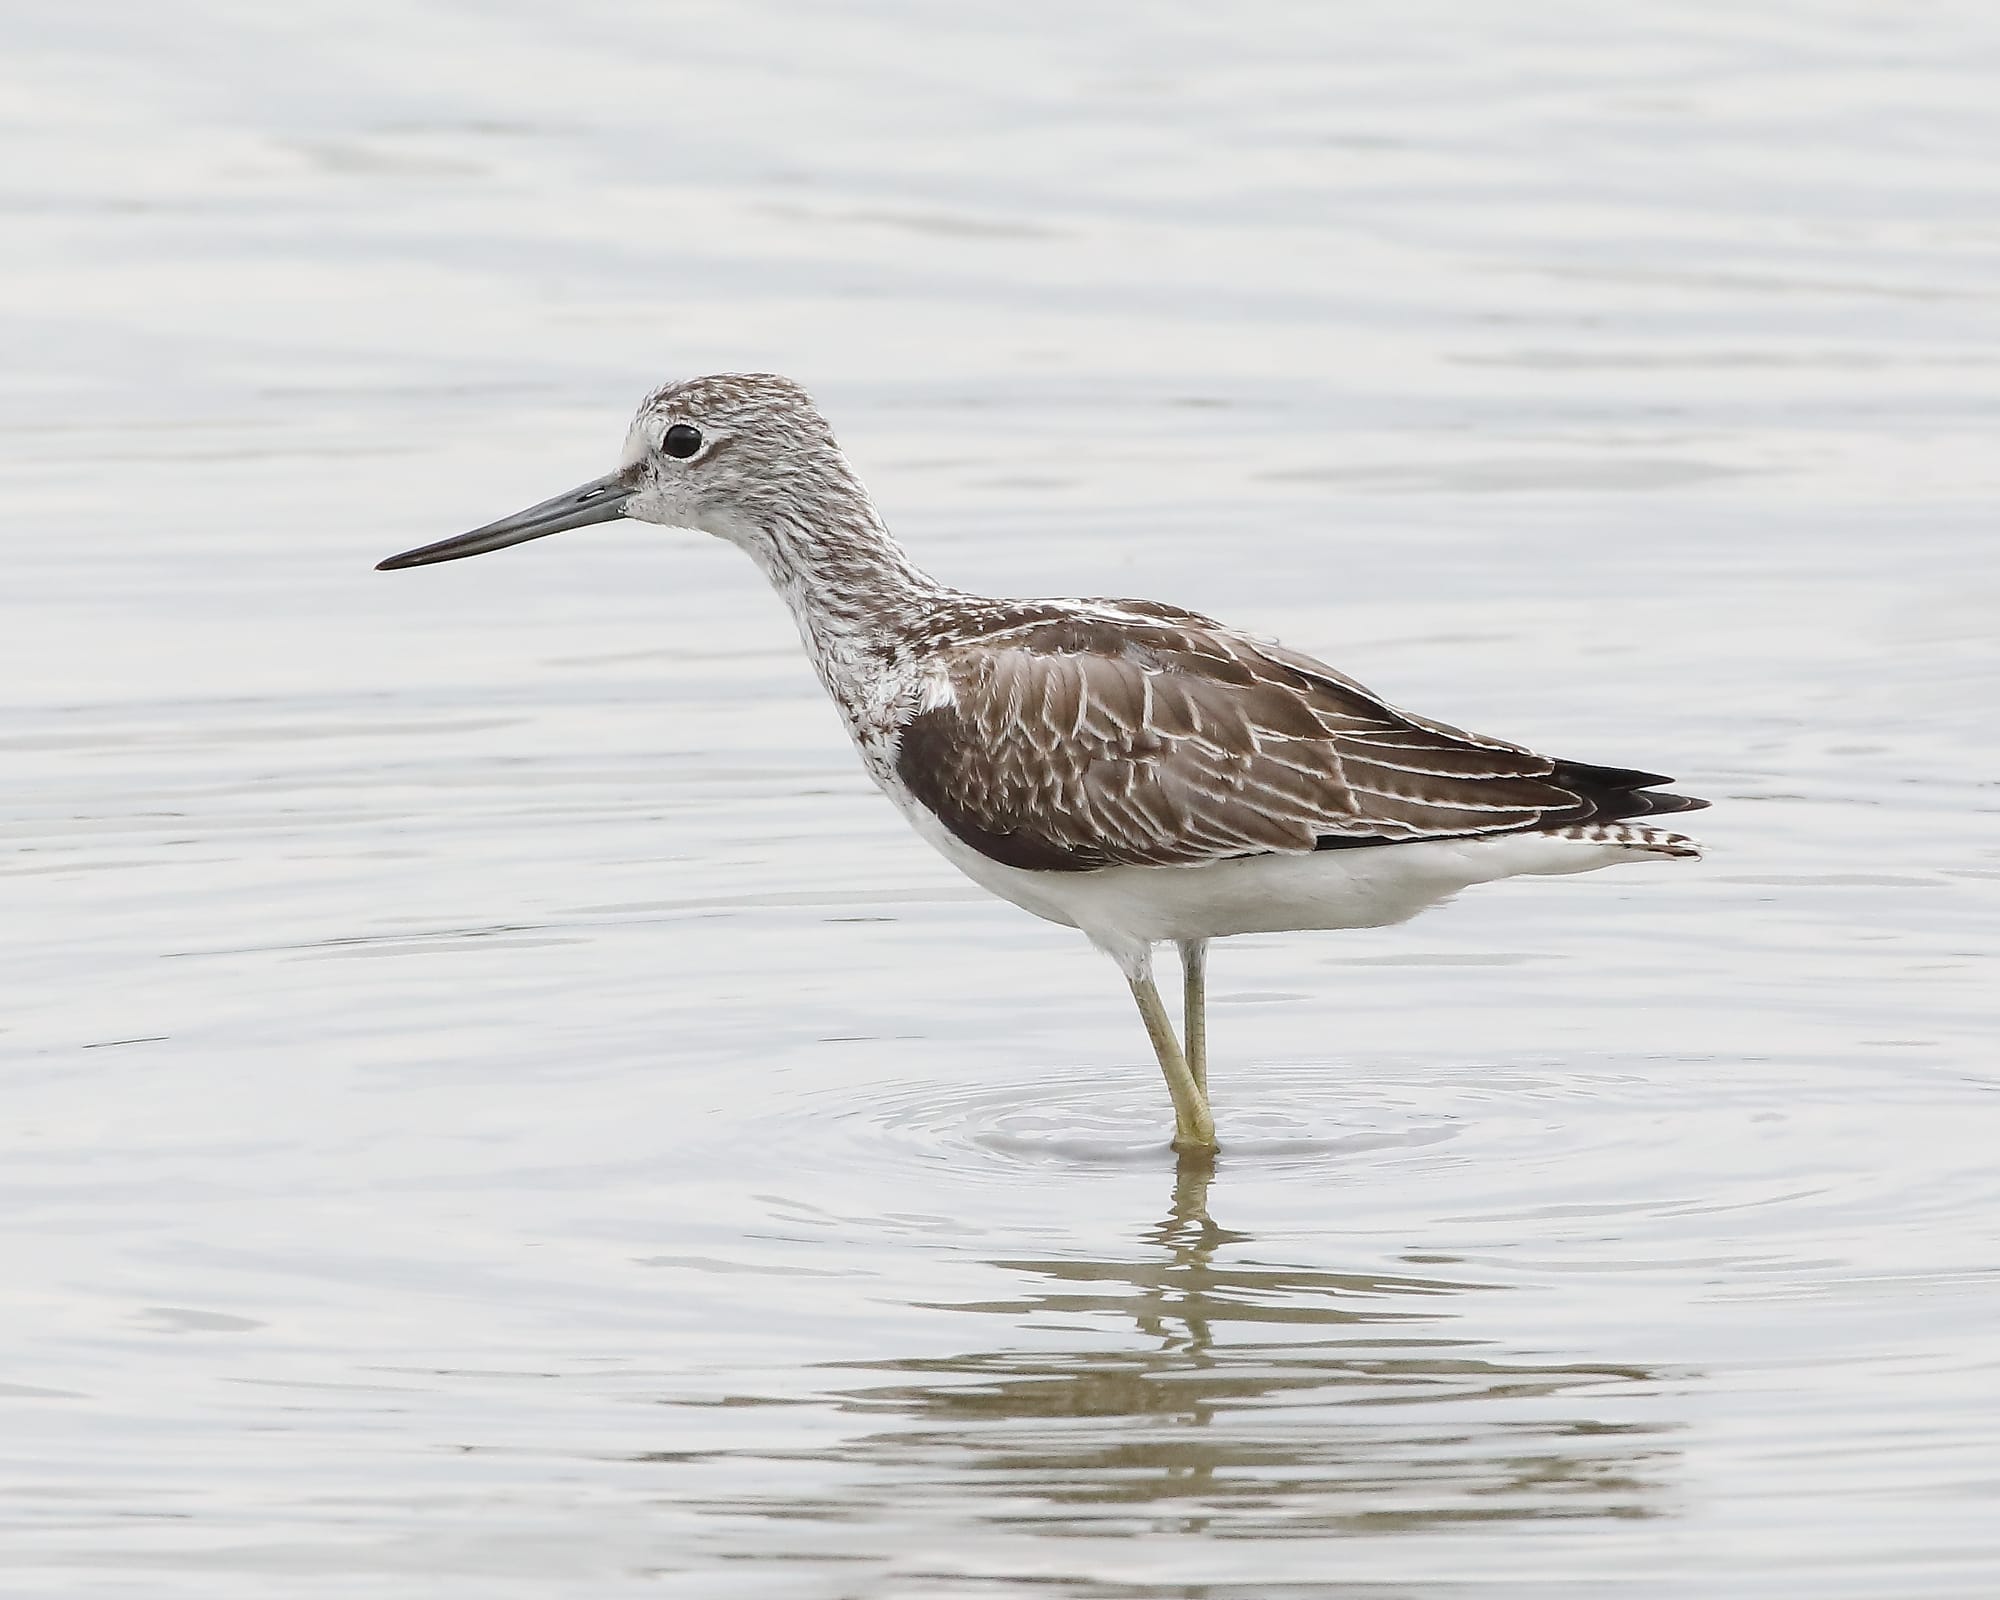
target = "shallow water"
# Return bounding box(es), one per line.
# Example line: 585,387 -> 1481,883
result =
4,3 -> 1999,1595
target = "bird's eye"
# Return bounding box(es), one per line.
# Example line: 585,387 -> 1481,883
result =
662,424 -> 703,459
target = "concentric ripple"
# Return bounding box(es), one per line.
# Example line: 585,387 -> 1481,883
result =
675,1047 -> 2000,1277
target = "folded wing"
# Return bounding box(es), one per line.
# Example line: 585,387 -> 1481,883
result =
893,608 -> 1706,873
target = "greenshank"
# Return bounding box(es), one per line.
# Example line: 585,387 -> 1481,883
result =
379,374 -> 1706,1157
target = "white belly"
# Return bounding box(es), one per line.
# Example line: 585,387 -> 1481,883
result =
894,793 -> 1684,961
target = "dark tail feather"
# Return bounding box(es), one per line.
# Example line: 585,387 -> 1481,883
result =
1550,758 -> 1710,823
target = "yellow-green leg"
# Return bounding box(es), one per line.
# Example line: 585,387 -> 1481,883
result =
1128,969 -> 1217,1156
1177,938 -> 1208,1095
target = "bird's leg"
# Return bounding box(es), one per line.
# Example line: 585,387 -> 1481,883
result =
1177,938 -> 1209,1095
1127,964 -> 1217,1157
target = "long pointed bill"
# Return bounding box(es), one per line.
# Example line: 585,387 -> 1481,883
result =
376,471 -> 636,570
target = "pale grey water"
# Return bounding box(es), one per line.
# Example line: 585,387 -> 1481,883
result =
4,3 -> 1999,1595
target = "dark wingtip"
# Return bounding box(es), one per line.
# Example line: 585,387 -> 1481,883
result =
1558,760 -> 1675,790
1624,788 -> 1711,817
1550,758 -> 1710,823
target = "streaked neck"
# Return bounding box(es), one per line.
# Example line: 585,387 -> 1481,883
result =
711,466 -> 957,683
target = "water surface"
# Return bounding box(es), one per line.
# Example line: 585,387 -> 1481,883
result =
4,4 -> 1999,1595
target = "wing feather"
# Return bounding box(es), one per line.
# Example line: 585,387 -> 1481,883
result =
893,612 -> 1707,873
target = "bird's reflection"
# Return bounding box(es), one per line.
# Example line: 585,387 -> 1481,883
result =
822,1155 -> 1680,1534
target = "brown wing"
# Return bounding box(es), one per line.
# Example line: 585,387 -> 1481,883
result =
894,611 -> 1706,873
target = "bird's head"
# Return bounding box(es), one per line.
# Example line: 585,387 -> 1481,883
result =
376,372 -> 858,571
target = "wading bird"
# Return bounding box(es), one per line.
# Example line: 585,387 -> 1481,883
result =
378,374 -> 1706,1156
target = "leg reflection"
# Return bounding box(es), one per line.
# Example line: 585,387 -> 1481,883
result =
823,1163 -> 1681,1534
1134,1152 -> 1253,1357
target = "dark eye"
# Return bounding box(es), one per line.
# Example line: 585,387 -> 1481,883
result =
663,424 -> 703,459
